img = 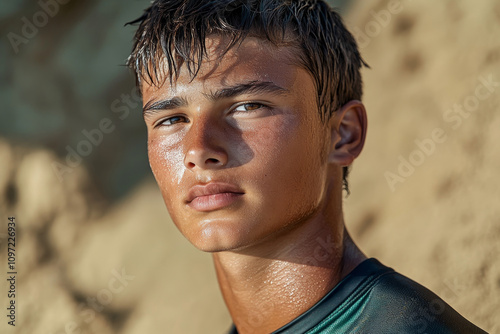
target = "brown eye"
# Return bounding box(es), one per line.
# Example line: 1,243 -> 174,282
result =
234,103 -> 264,112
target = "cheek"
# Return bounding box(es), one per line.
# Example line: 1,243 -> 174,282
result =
148,135 -> 187,188
246,115 -> 325,182
245,114 -> 328,207
242,117 -> 294,168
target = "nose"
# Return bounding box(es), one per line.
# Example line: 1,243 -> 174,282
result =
184,117 -> 228,170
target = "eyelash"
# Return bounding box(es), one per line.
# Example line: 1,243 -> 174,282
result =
156,102 -> 268,127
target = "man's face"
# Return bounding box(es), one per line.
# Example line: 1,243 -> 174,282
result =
143,37 -> 332,252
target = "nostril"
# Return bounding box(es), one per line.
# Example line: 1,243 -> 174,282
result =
206,158 -> 220,164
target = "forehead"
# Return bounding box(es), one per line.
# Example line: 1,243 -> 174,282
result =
141,36 -> 306,97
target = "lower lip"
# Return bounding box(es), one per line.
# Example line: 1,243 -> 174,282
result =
188,192 -> 243,212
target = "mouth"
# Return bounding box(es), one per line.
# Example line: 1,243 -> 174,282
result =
186,182 -> 245,212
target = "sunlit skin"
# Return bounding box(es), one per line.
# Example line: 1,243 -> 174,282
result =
143,36 -> 368,333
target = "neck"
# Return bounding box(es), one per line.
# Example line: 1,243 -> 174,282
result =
212,198 -> 366,333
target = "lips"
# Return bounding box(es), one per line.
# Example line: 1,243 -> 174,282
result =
186,182 -> 244,212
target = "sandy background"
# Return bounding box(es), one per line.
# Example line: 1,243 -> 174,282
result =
0,0 -> 498,333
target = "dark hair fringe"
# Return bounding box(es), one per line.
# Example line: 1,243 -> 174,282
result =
126,0 -> 368,193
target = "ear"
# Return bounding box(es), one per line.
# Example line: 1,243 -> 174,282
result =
328,100 -> 367,166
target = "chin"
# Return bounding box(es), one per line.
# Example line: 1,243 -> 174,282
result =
183,220 -> 255,253
189,236 -> 247,253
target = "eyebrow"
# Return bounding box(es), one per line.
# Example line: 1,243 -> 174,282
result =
143,96 -> 189,117
203,80 -> 289,101
143,80 -> 289,117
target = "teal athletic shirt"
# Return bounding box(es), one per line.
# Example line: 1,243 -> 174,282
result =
227,258 -> 486,334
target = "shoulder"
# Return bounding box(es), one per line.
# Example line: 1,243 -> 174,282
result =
305,259 -> 486,334
313,259 -> 487,334
365,269 -> 484,333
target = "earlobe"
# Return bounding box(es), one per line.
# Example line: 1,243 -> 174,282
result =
328,100 -> 367,166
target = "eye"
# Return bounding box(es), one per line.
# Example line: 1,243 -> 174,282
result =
159,115 -> 189,126
233,103 -> 265,112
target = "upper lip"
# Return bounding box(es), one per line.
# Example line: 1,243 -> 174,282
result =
186,182 -> 244,203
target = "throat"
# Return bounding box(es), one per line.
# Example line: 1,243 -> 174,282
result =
212,232 -> 354,334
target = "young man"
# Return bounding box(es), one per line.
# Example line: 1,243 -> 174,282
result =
127,1 -> 486,333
